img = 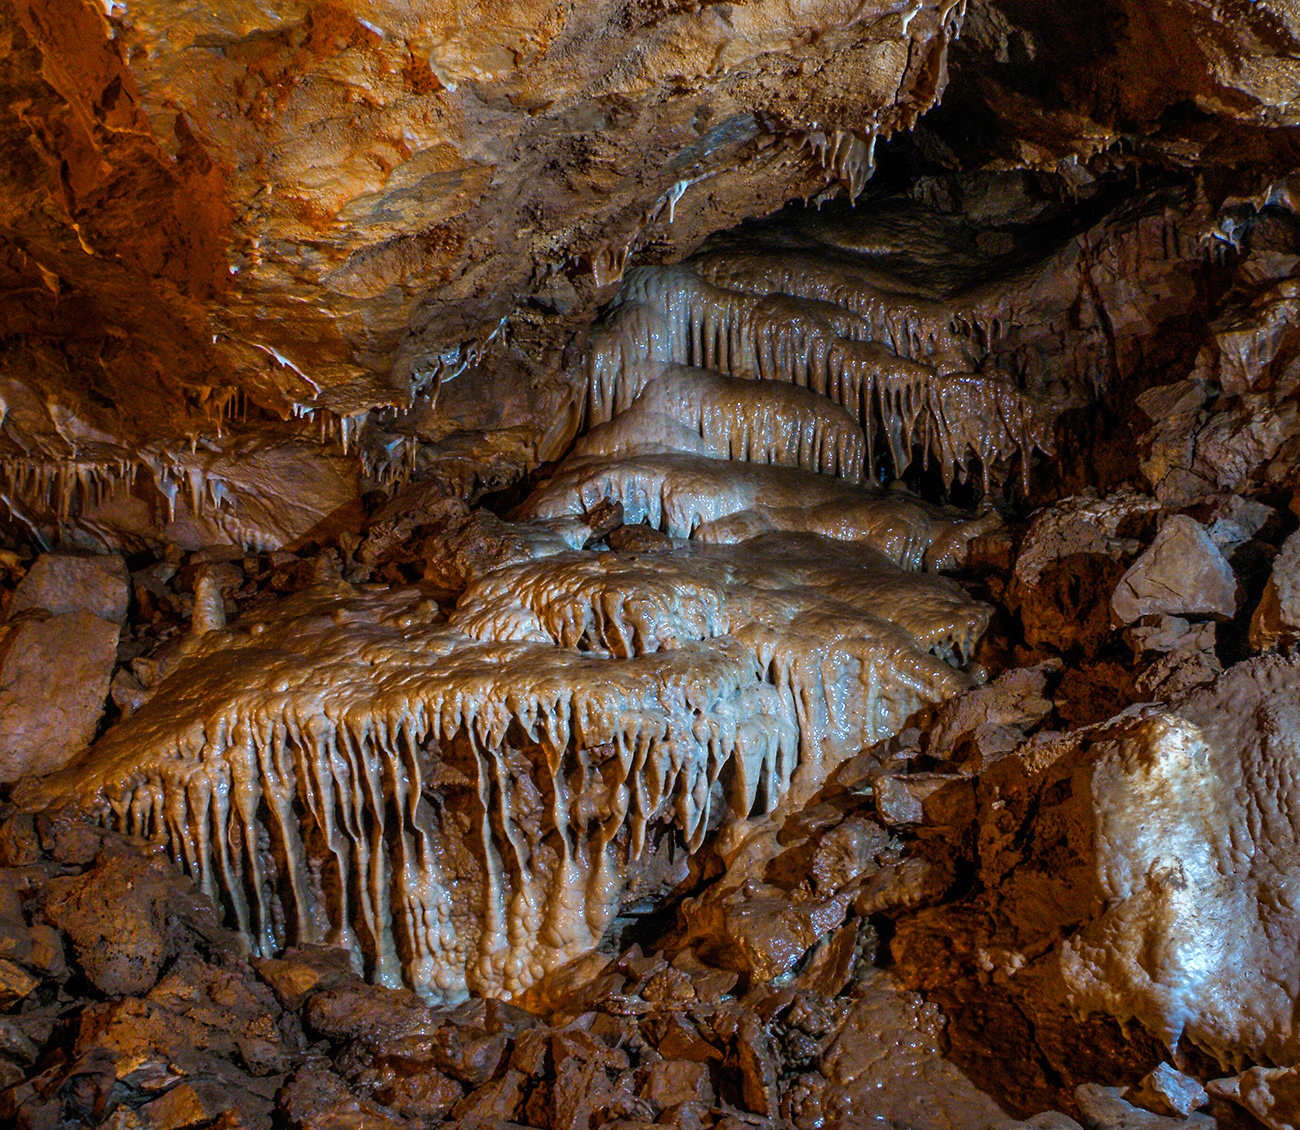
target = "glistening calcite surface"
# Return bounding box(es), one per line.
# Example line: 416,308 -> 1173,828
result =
29,274 -> 997,1002
10,2 -> 1300,1127
30,530 -> 984,1003
1060,656 -> 1300,1068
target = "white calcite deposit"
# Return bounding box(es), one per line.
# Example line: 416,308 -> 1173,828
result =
32,530 -> 984,1003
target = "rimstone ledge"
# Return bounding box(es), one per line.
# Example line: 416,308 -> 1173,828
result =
5,2 -> 1300,1128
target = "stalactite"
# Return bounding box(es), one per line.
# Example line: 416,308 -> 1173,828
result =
574,364 -> 869,481
33,529 -> 985,1003
589,253 -> 1056,491
518,453 -> 997,571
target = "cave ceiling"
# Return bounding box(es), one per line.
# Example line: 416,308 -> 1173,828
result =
2,0 -> 1298,493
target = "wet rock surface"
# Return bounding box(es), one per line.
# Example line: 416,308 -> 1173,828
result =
1,453 -> 1296,1128
5,1 -> 1300,1127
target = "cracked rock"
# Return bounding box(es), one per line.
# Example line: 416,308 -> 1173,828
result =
1110,515 -> 1238,624
1010,492 -> 1160,653
1074,1084 -> 1212,1130
1207,1064 -> 1300,1130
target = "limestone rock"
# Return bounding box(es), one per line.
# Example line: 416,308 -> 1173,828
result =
1127,616 -> 1222,700
927,661 -> 1058,768
1203,495 -> 1276,554
0,611 -> 119,782
138,1082 -> 218,1130
1006,656 -> 1300,1065
0,958 -> 38,1009
40,854 -> 177,997
1074,1084 -> 1212,1130
1133,644 -> 1221,701
875,773 -> 970,829
641,1058 -> 713,1112
1127,1064 -> 1208,1119
254,946 -> 357,1012
9,554 -> 129,624
1207,1065 -> 1300,1130
1110,515 -> 1237,624
818,971 -> 1022,1130
1251,528 -> 1300,649
1135,381 -> 1213,503
1010,492 -> 1160,653
1124,616 -> 1215,657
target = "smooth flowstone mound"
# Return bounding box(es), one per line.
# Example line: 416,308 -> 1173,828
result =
1061,655 -> 1300,1067
29,533 -> 986,1004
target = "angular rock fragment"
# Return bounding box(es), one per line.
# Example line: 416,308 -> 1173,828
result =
0,611 -> 119,782
1074,1084 -> 1212,1130
10,554 -> 130,624
0,959 -> 37,1010
1208,1064 -> 1300,1130
1110,514 -> 1238,624
40,854 -> 177,997
1128,1063 -> 1208,1119
1203,494 -> 1276,554
1250,527 -> 1300,650
926,662 -> 1058,768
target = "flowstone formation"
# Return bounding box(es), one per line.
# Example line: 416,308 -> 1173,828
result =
12,3 -> 1300,1128
582,219 -> 1060,493
29,343 -> 992,1004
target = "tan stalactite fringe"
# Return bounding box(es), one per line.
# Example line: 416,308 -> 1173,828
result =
587,255 -> 1056,492
33,525 -> 987,1004
30,215 -> 1030,1005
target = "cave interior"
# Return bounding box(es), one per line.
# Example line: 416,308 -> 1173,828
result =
2,1 -> 1300,1128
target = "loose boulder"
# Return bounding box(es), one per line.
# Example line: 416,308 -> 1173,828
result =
0,611 -> 119,782
1110,515 -> 1237,624
10,554 -> 129,624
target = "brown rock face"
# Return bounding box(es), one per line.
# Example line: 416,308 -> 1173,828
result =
0,610 -> 118,782
0,0 -> 962,450
1110,515 -> 1238,624
9,2 -> 1300,1129
10,554 -> 128,623
41,853 -> 176,997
